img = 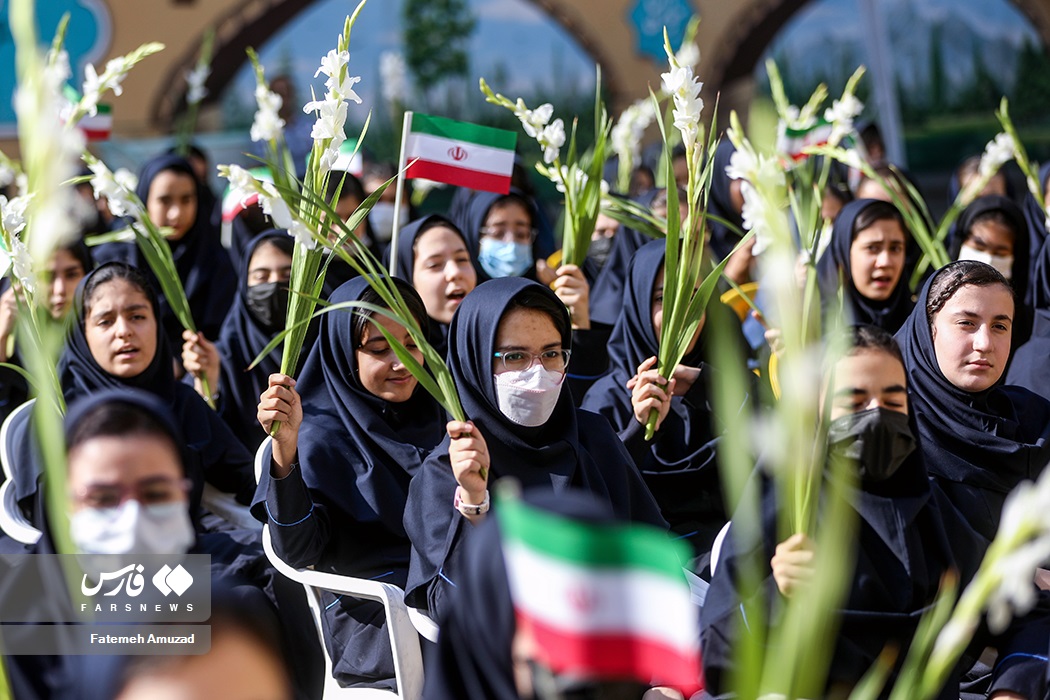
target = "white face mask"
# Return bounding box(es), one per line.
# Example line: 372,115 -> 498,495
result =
71,500 -> 195,558
368,202 -> 410,243
493,364 -> 564,427
958,244 -> 1013,280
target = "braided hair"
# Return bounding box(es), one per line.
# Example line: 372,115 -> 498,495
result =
925,260 -> 1013,330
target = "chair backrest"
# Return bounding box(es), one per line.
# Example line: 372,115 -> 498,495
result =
254,438 -> 429,699
0,399 -> 40,544
710,520 -> 732,577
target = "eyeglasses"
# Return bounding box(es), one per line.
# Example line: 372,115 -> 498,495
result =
493,349 -> 571,373
73,478 -> 192,510
479,226 -> 537,245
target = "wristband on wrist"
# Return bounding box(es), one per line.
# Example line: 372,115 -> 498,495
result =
454,487 -> 490,516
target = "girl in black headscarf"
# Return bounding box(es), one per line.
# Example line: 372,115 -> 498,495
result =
894,260 -> 1050,550
894,260 -> 1050,699
454,189 -> 544,283
12,262 -> 256,526
587,190 -> 655,328
93,154 -> 236,352
390,214 -> 477,357
253,276 -> 446,690
701,325 -> 962,699
181,230 -> 314,452
581,238 -> 732,558
949,195 -> 1033,345
816,199 -> 914,333
1006,212 -> 1050,397
402,277 -> 665,619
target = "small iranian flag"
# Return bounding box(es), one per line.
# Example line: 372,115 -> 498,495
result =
402,112 -> 516,194
222,167 -> 273,222
498,496 -> 703,695
61,86 -> 111,141
79,104 -> 112,141
777,118 -> 834,162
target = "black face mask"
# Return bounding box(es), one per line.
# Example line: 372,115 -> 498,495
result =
588,236 -> 614,269
827,407 -> 916,483
245,282 -> 289,332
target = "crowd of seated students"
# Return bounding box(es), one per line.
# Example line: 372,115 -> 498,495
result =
1,134 -> 1049,700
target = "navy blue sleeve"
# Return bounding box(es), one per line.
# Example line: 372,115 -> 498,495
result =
264,460 -> 333,570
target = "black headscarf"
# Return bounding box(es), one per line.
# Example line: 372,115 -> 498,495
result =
582,239 -> 728,553
451,189 -> 540,282
252,276 -> 445,556
816,199 -> 915,333
702,447 -> 958,697
32,262 -> 256,515
390,214 -> 471,355
94,154 -> 236,347
951,195 -> 1030,297
894,266 -> 1050,541
250,276 -> 446,689
707,140 -> 745,262
587,190 -> 655,327
403,277 -> 665,615
59,263 -> 177,401
214,230 -> 313,451
423,488 -> 649,700
1007,203 -> 1050,396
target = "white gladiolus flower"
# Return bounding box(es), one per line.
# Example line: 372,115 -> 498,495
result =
978,132 -> 1015,181
9,237 -> 34,295
44,49 -> 71,93
305,96 -> 349,141
516,102 -> 554,139
315,49 -> 349,85
114,168 -> 138,194
186,63 -> 210,105
86,159 -> 141,219
289,219 -> 317,250
260,190 -> 317,250
379,52 -> 408,105
223,165 -> 256,196
251,85 -> 286,143
0,166 -> 14,190
825,94 -> 864,147
538,119 -> 565,164
661,64 -> 704,150
726,149 -> 759,182
0,194 -> 32,237
611,99 -> 656,169
986,535 -> 1050,633
674,42 -> 700,70
82,56 -> 135,117
314,49 -> 361,104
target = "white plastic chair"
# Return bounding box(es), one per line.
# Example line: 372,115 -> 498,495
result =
0,399 -> 41,545
254,438 -> 435,699
201,482 -> 261,531
710,520 -> 731,577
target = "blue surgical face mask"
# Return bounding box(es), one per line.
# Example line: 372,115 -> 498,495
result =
478,238 -> 532,278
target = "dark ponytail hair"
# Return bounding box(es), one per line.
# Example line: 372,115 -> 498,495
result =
351,277 -> 429,347
925,260 -> 1013,330
80,262 -> 158,320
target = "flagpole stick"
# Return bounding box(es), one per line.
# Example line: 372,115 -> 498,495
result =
389,110 -> 413,277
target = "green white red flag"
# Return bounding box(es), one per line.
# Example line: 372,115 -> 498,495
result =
777,119 -> 834,162
498,496 -> 703,695
402,112 -> 516,194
